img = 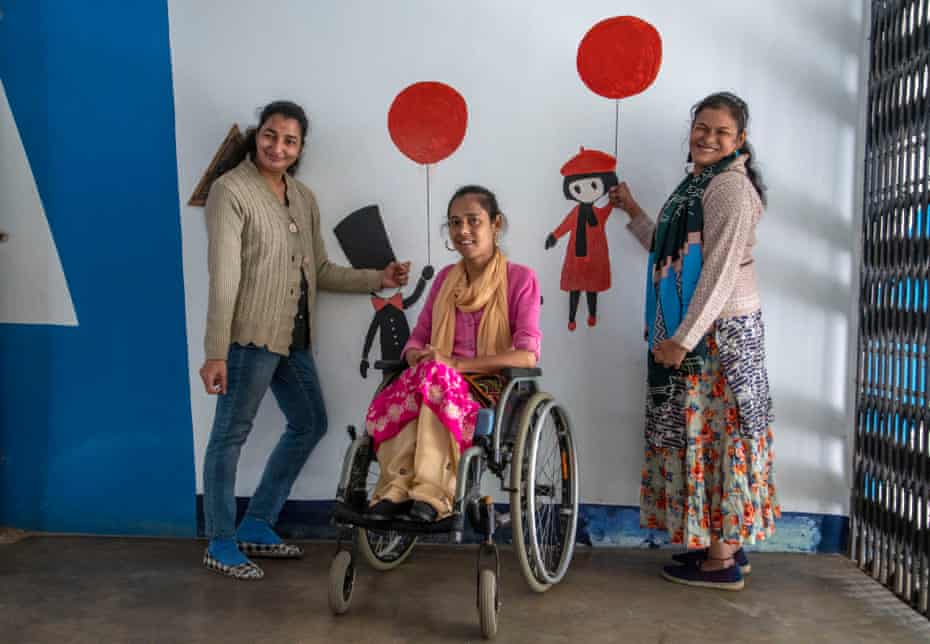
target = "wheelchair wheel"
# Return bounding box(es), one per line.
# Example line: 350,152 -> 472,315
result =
477,568 -> 499,639
328,550 -> 355,615
510,392 -> 579,593
357,456 -> 417,571
358,527 -> 416,571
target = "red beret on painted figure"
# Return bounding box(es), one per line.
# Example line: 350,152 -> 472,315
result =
560,147 -> 616,177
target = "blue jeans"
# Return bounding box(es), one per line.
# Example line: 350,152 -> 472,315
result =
203,343 -> 327,539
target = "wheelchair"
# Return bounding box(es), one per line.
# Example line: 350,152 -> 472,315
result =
327,359 -> 579,639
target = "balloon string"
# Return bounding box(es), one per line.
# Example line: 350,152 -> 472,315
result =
614,99 -> 620,161
426,164 -> 432,265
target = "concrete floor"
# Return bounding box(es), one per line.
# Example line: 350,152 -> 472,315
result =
2,536 -> 929,643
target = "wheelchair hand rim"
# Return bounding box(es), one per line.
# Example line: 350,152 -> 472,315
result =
525,400 -> 579,585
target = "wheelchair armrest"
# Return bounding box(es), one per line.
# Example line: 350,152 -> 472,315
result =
374,359 -> 407,372
501,367 -> 542,379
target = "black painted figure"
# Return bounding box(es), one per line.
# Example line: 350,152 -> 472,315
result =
360,266 -> 433,377
334,205 -> 434,378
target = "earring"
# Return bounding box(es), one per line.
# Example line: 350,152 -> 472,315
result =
445,239 -> 456,252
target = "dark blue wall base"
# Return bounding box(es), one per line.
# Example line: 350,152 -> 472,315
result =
196,497 -> 848,553
577,504 -> 848,553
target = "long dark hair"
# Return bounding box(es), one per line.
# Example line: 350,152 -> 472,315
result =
229,100 -> 310,176
690,92 -> 767,206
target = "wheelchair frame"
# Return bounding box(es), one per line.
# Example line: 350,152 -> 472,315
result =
328,360 -> 579,639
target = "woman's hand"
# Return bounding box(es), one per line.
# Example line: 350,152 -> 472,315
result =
405,348 -> 425,368
608,182 -> 643,219
417,344 -> 458,370
199,359 -> 227,394
382,261 -> 411,288
652,340 -> 687,369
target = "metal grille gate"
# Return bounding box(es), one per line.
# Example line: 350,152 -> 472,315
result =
851,0 -> 930,618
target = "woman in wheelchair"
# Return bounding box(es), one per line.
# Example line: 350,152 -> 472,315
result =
363,185 -> 541,523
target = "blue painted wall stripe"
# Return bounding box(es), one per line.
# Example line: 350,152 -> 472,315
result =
0,1 -> 195,536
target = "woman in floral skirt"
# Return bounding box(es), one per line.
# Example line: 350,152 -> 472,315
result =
609,92 -> 779,591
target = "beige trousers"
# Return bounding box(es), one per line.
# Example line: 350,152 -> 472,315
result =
371,406 -> 460,516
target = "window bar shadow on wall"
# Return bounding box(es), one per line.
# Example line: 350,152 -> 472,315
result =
851,0 -> 930,619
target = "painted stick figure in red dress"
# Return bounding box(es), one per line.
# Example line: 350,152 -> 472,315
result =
545,147 -> 618,331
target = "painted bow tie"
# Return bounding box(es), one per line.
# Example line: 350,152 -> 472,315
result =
372,293 -> 404,311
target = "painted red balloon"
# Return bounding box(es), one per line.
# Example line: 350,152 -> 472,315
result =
577,16 -> 662,99
388,82 -> 468,165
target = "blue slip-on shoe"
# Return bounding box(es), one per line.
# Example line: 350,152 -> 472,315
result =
238,542 -> 303,559
671,547 -> 752,574
236,516 -> 303,559
661,562 -> 744,591
203,538 -> 263,580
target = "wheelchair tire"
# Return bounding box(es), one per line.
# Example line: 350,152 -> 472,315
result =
478,568 -> 499,639
509,392 -> 579,593
357,527 -> 417,571
355,443 -> 418,571
327,550 -> 355,615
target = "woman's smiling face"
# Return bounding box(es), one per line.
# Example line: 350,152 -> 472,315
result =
689,106 -> 746,173
447,194 -> 500,261
254,113 -> 303,175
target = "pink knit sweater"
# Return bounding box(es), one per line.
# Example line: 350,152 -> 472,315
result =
626,155 -> 763,351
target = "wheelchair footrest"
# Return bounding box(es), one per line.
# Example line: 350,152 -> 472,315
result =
332,501 -> 464,534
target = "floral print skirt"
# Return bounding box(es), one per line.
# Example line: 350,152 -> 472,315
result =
365,359 -> 504,453
640,331 -> 780,548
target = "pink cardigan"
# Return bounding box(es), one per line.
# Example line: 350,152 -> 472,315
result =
402,262 -> 542,361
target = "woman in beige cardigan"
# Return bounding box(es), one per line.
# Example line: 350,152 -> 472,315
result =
609,92 -> 778,591
198,101 -> 409,580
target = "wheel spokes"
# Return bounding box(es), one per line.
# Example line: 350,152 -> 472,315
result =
528,413 -> 569,576
365,462 -> 414,562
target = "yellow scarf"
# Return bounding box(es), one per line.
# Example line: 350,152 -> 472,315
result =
430,250 -> 511,358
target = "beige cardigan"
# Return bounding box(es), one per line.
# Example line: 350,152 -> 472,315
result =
204,159 -> 382,359
627,155 -> 763,351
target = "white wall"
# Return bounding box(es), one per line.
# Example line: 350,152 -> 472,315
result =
0,80 -> 77,326
170,0 -> 865,515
